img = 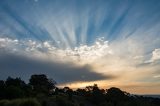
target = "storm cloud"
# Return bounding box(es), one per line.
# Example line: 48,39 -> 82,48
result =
0,51 -> 112,84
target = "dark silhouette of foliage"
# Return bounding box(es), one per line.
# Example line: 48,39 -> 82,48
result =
1,77 -> 30,99
5,86 -> 25,99
106,87 -> 128,106
0,98 -> 40,106
83,84 -> 106,104
76,88 -> 86,96
91,84 -> 105,104
0,80 -> 5,99
63,87 -> 73,100
5,77 -> 26,88
29,74 -> 56,95
0,74 -> 160,106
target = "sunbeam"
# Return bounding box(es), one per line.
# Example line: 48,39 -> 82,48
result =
0,0 -> 160,94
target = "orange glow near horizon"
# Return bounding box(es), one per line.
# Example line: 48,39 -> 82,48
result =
58,80 -> 160,94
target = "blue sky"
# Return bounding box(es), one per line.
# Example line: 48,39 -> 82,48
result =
0,0 -> 160,94
1,0 -> 159,48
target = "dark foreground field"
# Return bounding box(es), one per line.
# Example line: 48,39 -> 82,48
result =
0,74 -> 160,106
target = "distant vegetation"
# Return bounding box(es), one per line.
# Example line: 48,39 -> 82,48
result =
0,74 -> 160,106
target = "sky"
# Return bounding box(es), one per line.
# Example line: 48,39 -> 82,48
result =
0,0 -> 160,94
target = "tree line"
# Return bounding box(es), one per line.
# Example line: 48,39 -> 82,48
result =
0,74 -> 160,106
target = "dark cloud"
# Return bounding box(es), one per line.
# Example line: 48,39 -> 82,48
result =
0,51 -> 113,84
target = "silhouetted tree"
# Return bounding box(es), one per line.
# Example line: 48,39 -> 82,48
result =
1,74 -> 160,106
76,88 -> 86,96
29,74 -> 56,95
106,87 -> 128,106
85,85 -> 94,98
4,77 -> 28,99
63,87 -> 70,92
91,84 -> 105,104
84,84 -> 106,105
63,87 -> 73,100
6,77 -> 26,88
0,80 -> 5,88
5,85 -> 25,99
0,80 -> 5,99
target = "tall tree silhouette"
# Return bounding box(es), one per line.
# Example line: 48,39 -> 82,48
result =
0,80 -> 5,99
106,87 -> 128,106
63,87 -> 73,100
5,77 -> 26,88
29,74 -> 56,95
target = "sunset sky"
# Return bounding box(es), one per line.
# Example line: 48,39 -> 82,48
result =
0,0 -> 160,94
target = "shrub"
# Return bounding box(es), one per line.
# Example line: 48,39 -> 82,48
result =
20,98 -> 41,106
55,95 -> 75,106
0,98 -> 41,106
6,99 -> 21,106
79,103 -> 85,106
0,100 -> 9,106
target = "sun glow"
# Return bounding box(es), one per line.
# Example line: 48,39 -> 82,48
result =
0,0 -> 160,94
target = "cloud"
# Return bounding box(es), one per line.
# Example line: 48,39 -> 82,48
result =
0,37 -> 159,91
144,48 -> 160,63
0,37 -> 113,63
152,48 -> 160,61
153,75 -> 160,78
0,49 -> 113,84
0,37 -> 115,85
0,0 -> 160,93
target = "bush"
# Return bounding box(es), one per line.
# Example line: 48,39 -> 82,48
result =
56,96 -> 67,106
6,99 -> 21,106
79,103 -> 85,106
20,98 -> 41,106
0,98 -> 41,106
55,95 -> 75,106
0,100 -> 9,106
5,86 -> 25,99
